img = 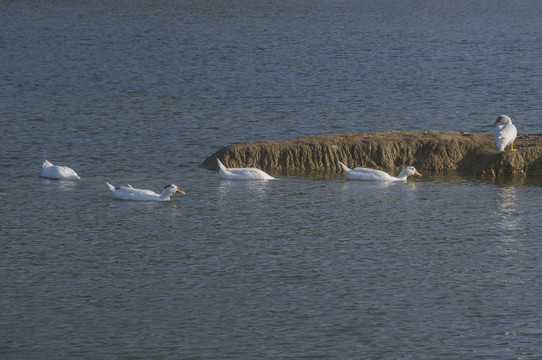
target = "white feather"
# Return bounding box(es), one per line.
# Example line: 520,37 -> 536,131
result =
217,159 -> 275,180
339,162 -> 421,181
106,182 -> 185,201
492,115 -> 517,152
41,160 -> 80,180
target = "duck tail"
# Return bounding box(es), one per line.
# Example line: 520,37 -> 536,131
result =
216,158 -> 229,174
42,160 -> 53,168
106,182 -> 116,191
339,162 -> 350,172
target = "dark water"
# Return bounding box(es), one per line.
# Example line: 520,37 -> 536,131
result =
2,1 -> 542,359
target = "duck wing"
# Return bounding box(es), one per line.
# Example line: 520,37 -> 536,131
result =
494,124 -> 517,151
42,161 -> 80,180
227,168 -> 275,180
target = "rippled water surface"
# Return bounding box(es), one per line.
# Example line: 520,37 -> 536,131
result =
2,1 -> 542,359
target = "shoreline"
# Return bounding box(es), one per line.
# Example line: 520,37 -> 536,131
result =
202,131 -> 542,177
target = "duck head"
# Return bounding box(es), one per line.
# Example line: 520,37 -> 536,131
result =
398,166 -> 422,178
162,184 -> 186,197
494,115 -> 512,126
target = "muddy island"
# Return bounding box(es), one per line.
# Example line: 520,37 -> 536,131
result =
202,131 -> 542,177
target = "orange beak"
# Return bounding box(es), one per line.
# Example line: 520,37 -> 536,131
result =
176,189 -> 186,195
414,171 -> 422,177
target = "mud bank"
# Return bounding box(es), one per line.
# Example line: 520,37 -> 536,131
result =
202,131 -> 542,177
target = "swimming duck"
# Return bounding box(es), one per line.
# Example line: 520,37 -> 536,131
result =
340,162 -> 422,181
106,182 -> 185,201
217,159 -> 275,180
41,160 -> 81,180
493,115 -> 517,152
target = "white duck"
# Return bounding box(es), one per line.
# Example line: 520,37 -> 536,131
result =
41,160 -> 81,180
493,114 -> 517,152
106,182 -> 185,201
217,159 -> 275,180
340,162 -> 422,181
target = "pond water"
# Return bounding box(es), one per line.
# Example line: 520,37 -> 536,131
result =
2,1 -> 542,358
